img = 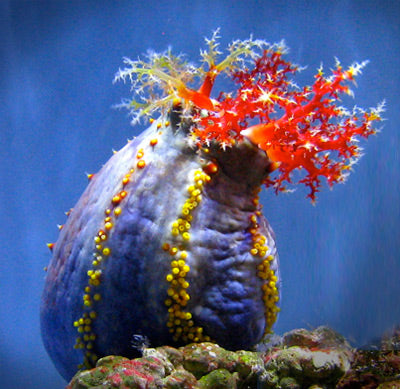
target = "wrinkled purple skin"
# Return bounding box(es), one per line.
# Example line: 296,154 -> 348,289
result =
40,111 -> 280,380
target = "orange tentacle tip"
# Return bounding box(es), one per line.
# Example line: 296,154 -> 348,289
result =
47,243 -> 55,251
203,162 -> 218,175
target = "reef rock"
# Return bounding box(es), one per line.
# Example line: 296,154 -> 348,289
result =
67,326 -> 376,388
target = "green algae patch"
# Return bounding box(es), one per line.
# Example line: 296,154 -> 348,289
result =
197,368 -> 239,388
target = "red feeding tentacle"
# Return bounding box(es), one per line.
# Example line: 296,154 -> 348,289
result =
192,49 -> 382,201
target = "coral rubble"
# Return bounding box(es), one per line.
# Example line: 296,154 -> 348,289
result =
66,326 -> 400,388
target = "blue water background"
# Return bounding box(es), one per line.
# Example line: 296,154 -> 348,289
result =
1,1 -> 399,387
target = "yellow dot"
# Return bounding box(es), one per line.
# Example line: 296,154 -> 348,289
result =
173,293 -> 180,301
102,247 -> 111,256
93,294 -> 101,301
112,195 -> 121,204
182,281 -> 189,289
250,248 -> 258,256
166,274 -> 173,282
167,288 -> 174,297
172,97 -> 182,106
105,222 -> 113,230
137,160 -> 146,169
182,232 -> 190,241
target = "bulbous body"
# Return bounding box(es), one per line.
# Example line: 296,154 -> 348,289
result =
41,111 -> 280,380
41,32 -> 381,381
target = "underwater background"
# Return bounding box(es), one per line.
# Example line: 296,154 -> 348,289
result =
1,0 -> 399,388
